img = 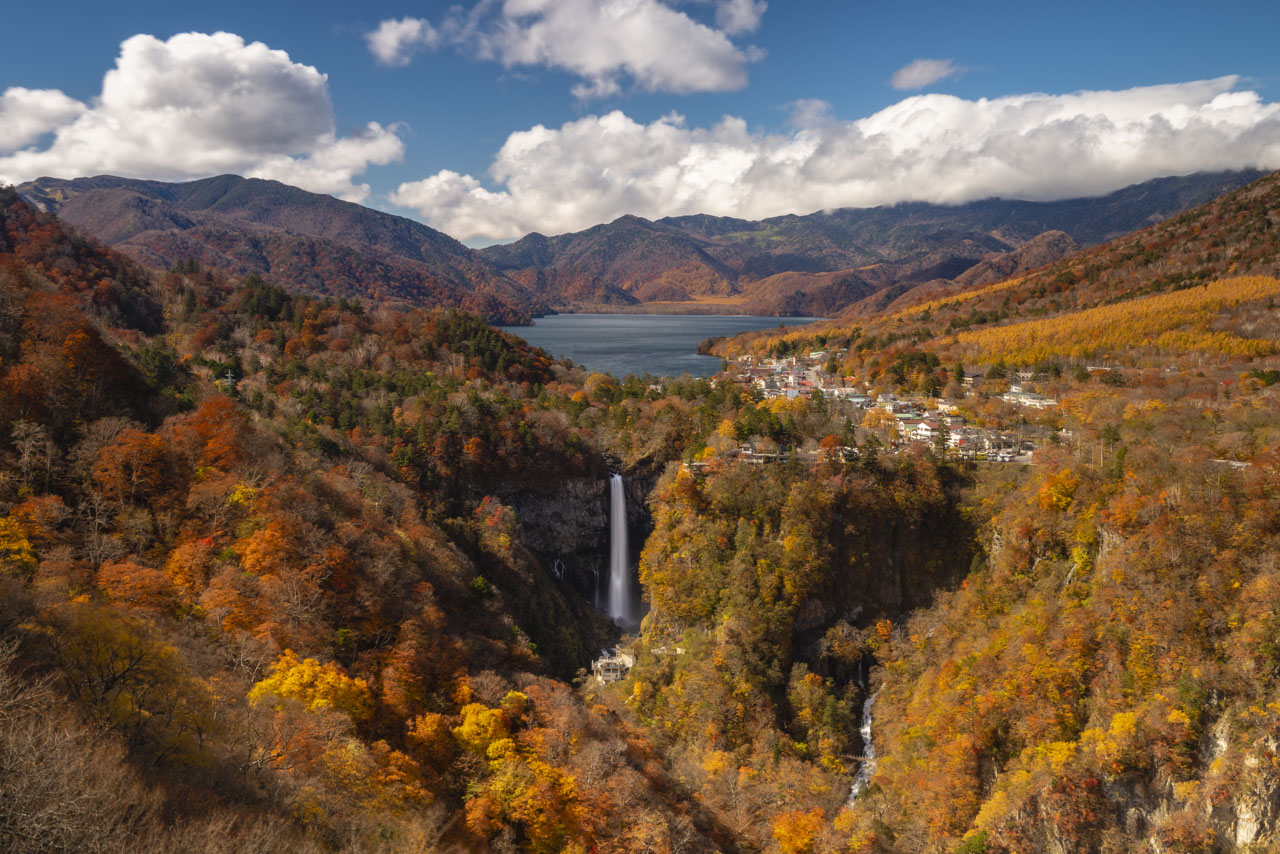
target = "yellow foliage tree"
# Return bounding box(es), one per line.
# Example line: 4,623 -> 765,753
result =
772,807 -> 824,854
248,650 -> 372,721
453,700 -> 513,754
163,540 -> 214,603
1036,468 -> 1080,512
0,516 -> 37,577
28,602 -> 216,763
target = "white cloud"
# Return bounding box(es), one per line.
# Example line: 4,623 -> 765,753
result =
366,17 -> 439,66
249,122 -> 406,200
0,32 -> 402,201
715,0 -> 767,35
367,0 -> 763,98
785,98 -> 834,129
0,88 -> 88,152
890,58 -> 964,90
390,76 -> 1280,242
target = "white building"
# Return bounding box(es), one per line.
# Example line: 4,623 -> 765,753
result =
592,649 -> 636,685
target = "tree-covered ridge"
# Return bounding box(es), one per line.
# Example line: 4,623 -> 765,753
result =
17,175 -> 547,325
950,275 -> 1280,363
0,190 -> 743,851
7,157 -> 1280,854
844,369 -> 1280,852
723,169 -> 1280,368
675,168 -> 1280,851
624,454 -> 971,851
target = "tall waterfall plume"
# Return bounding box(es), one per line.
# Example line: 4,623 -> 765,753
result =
608,473 -> 633,625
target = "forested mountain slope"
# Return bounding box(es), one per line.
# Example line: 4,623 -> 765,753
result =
0,187 -> 731,851
5,161 -> 1280,853
17,175 -> 545,324
691,168 -> 1280,852
14,169 -> 1253,325
481,170 -> 1263,316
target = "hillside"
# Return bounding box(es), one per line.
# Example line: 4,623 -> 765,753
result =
684,167 -> 1280,851
17,175 -> 545,325
482,215 -> 741,304
7,164 -> 1280,853
482,170 -> 1263,316
0,187 -> 990,852
18,170 -> 1259,326
727,168 -> 1280,357
0,187 -> 732,851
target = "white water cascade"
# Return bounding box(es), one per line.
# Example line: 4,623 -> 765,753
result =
848,688 -> 879,803
608,473 -> 633,626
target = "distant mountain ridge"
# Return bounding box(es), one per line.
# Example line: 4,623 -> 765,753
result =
18,170 -> 1265,322
18,174 -> 546,324
481,170 -> 1266,315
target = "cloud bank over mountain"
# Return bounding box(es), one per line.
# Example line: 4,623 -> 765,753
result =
0,32 -> 402,201
391,77 -> 1280,241
4,28 -> 1278,245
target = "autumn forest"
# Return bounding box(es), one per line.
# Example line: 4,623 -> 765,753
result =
3,165 -> 1280,854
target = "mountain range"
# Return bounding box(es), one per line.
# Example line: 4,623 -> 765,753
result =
17,174 -> 547,325
18,169 -> 1265,322
480,169 -> 1266,316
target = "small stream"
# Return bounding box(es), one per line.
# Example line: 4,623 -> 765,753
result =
848,686 -> 878,803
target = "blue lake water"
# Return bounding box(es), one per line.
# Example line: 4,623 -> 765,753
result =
501,314 -> 821,378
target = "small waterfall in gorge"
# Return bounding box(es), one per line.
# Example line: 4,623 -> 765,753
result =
848,684 -> 879,803
608,473 -> 633,626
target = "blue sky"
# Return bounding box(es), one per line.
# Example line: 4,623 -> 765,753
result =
2,1 -> 1279,244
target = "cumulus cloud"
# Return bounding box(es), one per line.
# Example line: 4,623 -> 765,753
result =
890,58 -> 964,90
715,0 -> 767,35
249,122 -> 407,199
0,88 -> 88,152
785,98 -> 834,129
390,76 -> 1280,242
366,17 -> 439,66
0,32 -> 402,201
366,0 -> 763,98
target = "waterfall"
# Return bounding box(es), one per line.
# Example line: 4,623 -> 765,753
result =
608,473 -> 632,625
848,687 -> 879,803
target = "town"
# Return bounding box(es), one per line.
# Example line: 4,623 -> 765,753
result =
685,347 -> 1071,469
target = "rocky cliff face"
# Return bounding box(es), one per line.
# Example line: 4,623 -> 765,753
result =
504,469 -> 658,634
508,477 -> 609,603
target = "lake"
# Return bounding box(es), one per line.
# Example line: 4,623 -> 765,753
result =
501,314 -> 821,378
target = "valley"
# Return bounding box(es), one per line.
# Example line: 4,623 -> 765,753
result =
3,164 -> 1280,853
5,4 -> 1280,851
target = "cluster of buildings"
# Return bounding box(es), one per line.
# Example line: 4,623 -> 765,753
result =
1000,385 -> 1059,409
733,351 -> 870,403
873,394 -> 1040,461
716,352 -> 1058,464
